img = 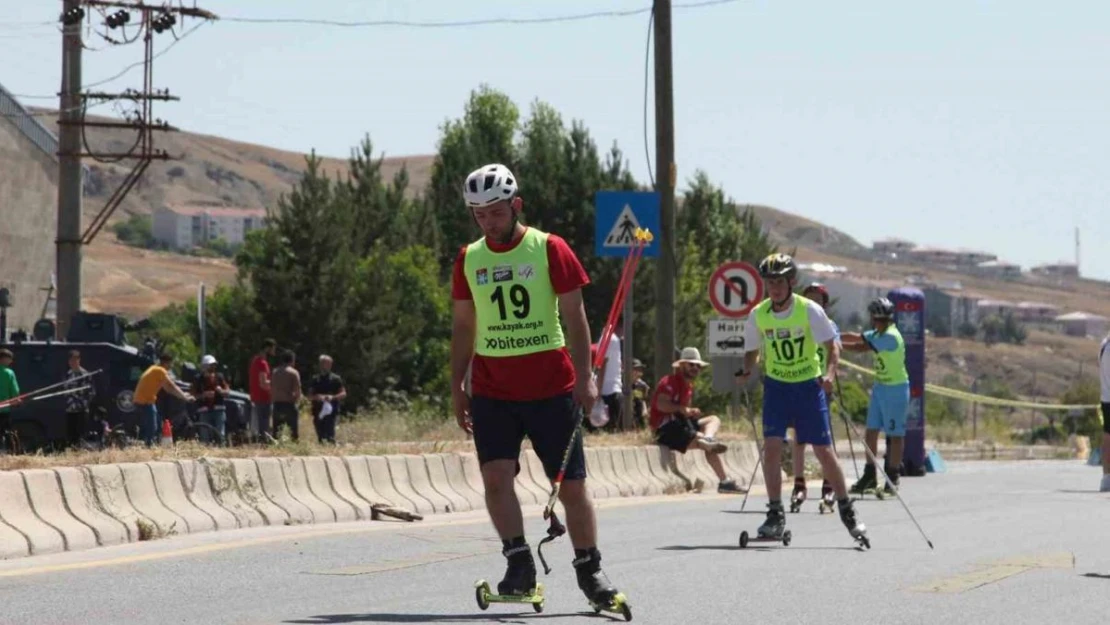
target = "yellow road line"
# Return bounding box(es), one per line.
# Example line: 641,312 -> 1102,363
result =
908,552 -> 1075,594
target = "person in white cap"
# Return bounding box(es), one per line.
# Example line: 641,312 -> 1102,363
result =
190,354 -> 229,444
649,346 -> 746,494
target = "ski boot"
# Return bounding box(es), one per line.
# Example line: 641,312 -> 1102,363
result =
789,477 -> 807,513
838,498 -> 871,549
849,464 -> 884,500
818,480 -> 835,514
573,548 -> 631,621
717,477 -> 747,494
474,539 -> 545,613
740,501 -> 791,548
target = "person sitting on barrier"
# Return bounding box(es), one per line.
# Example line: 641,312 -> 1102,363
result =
841,297 -> 909,495
649,347 -> 746,494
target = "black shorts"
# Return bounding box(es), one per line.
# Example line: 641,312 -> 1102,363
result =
471,392 -> 586,481
1102,403 -> 1110,435
655,417 -> 697,453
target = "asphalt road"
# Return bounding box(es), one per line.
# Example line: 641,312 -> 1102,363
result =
0,459 -> 1105,625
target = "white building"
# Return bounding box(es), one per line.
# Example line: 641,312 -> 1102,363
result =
872,237 -> 916,254
152,204 -> 267,250
1055,312 -> 1108,338
797,272 -> 904,327
974,260 -> 1022,279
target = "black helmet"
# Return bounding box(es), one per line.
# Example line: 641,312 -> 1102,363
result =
758,253 -> 797,280
868,297 -> 895,319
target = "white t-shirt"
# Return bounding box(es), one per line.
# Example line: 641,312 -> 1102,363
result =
601,335 -> 623,395
1099,335 -> 1110,402
743,296 -> 839,353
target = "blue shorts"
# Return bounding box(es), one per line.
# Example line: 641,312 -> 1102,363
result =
867,382 -> 910,436
763,377 -> 832,446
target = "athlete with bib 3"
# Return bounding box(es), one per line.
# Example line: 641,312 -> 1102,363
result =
841,297 -> 910,496
735,254 -> 868,547
451,163 -> 624,608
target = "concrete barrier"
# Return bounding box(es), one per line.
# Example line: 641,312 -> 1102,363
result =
86,464 -> 149,539
597,449 -> 632,497
147,462 -> 216,534
279,458 -> 335,523
583,448 -> 617,499
344,456 -> 399,509
423,454 -> 470,513
620,447 -> 662,496
628,447 -> 668,495
118,463 -> 189,536
520,450 -> 553,501
437,453 -> 485,512
54,466 -> 129,546
384,455 -> 434,515
0,471 -> 65,555
0,517 -> 28,558
610,448 -> 648,496
370,455 -> 428,514
253,457 -> 313,525
175,460 -> 239,531
402,455 -> 452,514
21,469 -> 97,552
457,453 -> 487,504
229,458 -> 288,526
324,456 -> 374,520
303,457 -> 358,522
195,458 -> 266,528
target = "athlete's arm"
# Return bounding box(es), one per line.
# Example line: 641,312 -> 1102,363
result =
558,289 -> 593,383
450,300 -> 476,393
823,338 -> 840,376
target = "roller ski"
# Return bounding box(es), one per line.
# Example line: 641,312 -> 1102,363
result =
788,478 -> 807,513
574,548 -> 632,621
848,464 -> 887,500
739,501 -> 792,548
838,499 -> 871,550
474,540 -> 544,613
817,480 -> 835,514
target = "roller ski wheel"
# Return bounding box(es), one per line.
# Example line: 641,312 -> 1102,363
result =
789,483 -> 806,513
855,533 -> 872,550
473,579 -> 545,613
818,498 -> 834,514
738,529 -> 792,548
590,592 -> 633,621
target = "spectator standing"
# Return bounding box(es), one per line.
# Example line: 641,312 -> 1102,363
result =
63,350 -> 96,447
0,349 -> 21,440
309,355 -> 346,444
249,338 -> 277,442
133,353 -> 193,446
597,320 -> 623,431
630,358 -> 649,430
271,350 -> 302,442
191,355 -> 230,444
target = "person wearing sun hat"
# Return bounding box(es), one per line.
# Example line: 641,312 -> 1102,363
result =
649,347 -> 746,494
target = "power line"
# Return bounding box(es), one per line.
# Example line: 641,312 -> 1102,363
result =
220,0 -> 739,28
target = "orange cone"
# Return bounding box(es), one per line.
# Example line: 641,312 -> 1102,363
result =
161,419 -> 173,447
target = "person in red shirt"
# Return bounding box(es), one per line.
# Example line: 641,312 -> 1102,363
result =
450,163 -> 624,608
248,338 -> 277,442
650,347 -> 746,494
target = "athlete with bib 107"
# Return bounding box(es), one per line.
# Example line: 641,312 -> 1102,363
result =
735,253 -> 869,546
450,163 -> 625,608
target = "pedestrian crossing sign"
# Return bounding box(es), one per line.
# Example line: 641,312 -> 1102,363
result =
594,191 -> 660,258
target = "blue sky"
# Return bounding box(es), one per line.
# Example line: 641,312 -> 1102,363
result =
3,0 -> 1107,279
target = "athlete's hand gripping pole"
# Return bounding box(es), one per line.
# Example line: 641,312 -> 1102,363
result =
833,372 -> 935,550
536,228 -> 652,575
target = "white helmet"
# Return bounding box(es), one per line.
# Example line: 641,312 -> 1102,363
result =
200,354 -> 217,367
463,163 -> 518,208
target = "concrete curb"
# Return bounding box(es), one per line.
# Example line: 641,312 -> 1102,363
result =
0,441 -> 772,561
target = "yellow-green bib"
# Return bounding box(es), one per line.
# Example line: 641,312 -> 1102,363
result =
754,294 -> 821,383
463,228 -> 565,357
872,325 -> 908,385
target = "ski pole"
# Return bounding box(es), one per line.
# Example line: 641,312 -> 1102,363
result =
834,373 -> 935,550
833,375 -> 861,481
0,370 -> 102,410
537,229 -> 650,574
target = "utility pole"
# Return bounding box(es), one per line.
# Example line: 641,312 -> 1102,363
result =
652,0 -> 677,382
54,0 -> 217,339
56,1 -> 85,340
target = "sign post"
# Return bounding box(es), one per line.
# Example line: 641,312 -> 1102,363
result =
706,261 -> 763,420
595,191 -> 660,430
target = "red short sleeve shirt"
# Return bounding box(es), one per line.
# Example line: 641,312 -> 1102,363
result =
649,374 -> 692,431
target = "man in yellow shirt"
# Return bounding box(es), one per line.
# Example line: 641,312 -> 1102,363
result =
134,353 -> 193,445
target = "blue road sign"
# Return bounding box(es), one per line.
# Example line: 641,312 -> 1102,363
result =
594,191 -> 661,258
